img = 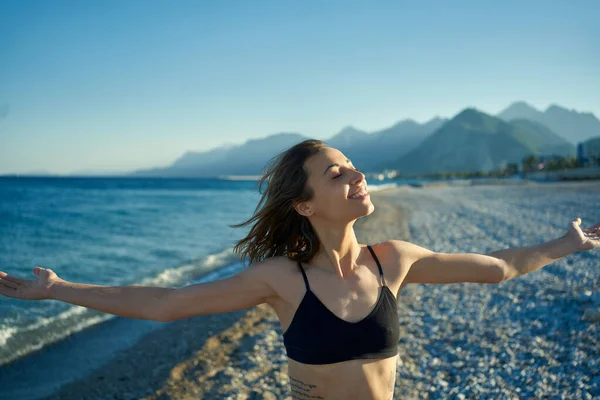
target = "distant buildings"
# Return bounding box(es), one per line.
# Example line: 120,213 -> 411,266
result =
577,137 -> 600,167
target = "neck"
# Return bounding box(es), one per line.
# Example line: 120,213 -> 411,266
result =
308,219 -> 363,279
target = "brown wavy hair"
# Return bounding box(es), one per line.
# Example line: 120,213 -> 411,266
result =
231,139 -> 328,265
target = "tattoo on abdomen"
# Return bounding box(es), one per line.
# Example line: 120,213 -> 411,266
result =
290,376 -> 325,399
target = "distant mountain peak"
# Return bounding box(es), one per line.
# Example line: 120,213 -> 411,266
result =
498,102 -> 541,121
454,107 -> 481,118
447,107 -> 509,135
390,119 -> 420,129
507,101 -> 539,112
328,126 -> 369,147
451,107 -> 490,124
338,125 -> 363,135
498,101 -> 600,144
427,116 -> 445,123
545,104 -> 564,111
249,131 -> 304,141
544,104 -> 591,116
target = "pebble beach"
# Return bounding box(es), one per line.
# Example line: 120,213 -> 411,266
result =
29,181 -> 600,399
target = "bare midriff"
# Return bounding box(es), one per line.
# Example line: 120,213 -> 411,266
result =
287,354 -> 398,400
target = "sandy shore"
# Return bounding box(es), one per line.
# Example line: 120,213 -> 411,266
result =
45,181 -> 600,399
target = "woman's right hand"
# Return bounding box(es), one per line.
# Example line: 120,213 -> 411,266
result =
0,266 -> 62,300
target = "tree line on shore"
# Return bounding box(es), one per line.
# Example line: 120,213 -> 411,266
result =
399,153 -> 600,180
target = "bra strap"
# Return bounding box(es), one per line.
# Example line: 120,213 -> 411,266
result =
297,261 -> 311,291
366,245 -> 387,287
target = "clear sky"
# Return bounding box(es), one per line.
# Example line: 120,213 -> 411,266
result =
1,0 -> 599,175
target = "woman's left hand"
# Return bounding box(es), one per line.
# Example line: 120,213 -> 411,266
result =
563,217 -> 600,251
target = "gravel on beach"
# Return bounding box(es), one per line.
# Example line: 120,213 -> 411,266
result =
45,181 -> 600,400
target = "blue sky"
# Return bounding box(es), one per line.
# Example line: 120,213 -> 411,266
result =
1,0 -> 598,175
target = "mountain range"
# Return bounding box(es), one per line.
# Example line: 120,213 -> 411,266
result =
392,109 -> 577,176
498,102 -> 600,144
127,102 -> 598,178
0,102 -> 585,178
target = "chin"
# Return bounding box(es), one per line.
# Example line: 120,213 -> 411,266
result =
365,202 -> 375,216
355,202 -> 375,219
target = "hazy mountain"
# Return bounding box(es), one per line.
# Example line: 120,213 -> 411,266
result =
390,108 -> 575,176
326,126 -> 371,148
498,102 -> 600,144
171,146 -> 235,169
131,132 -> 308,177
331,117 -> 447,172
497,101 -> 541,121
130,118 -> 445,177
508,119 -> 576,157
127,102 -> 593,178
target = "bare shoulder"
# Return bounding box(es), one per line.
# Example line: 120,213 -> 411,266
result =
242,256 -> 298,298
383,239 -> 433,263
370,240 -> 419,263
367,241 -> 412,284
371,240 -> 438,292
245,256 -> 296,276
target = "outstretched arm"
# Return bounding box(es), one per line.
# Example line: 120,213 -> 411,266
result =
489,217 -> 599,281
0,267 -> 172,320
397,217 -> 599,285
0,260 -> 278,322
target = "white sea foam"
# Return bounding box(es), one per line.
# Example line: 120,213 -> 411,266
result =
0,247 -> 240,367
21,305 -> 88,332
0,313 -> 114,367
0,325 -> 17,346
139,247 -> 238,288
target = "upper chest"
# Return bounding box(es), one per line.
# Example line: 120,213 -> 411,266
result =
267,243 -> 407,332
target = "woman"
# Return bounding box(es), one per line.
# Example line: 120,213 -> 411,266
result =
1,139 -> 599,400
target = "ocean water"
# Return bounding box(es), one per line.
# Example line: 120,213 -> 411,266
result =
0,177 -> 263,367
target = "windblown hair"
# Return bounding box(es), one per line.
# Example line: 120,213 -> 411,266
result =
232,139 -> 328,265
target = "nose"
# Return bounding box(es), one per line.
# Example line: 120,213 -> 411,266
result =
350,168 -> 365,185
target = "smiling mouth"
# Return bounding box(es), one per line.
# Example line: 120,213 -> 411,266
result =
349,187 -> 369,199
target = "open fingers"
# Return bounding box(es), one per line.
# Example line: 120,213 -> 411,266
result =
0,271 -> 25,285
583,221 -> 600,232
0,283 -> 18,298
0,275 -> 19,290
586,229 -> 600,237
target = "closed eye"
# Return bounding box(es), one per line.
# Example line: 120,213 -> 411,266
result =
332,165 -> 359,179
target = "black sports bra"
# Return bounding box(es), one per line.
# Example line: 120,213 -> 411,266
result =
283,245 -> 400,364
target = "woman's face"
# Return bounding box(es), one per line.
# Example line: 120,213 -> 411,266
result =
299,147 -> 374,223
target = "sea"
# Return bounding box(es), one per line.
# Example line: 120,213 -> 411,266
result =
0,176 -> 403,399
